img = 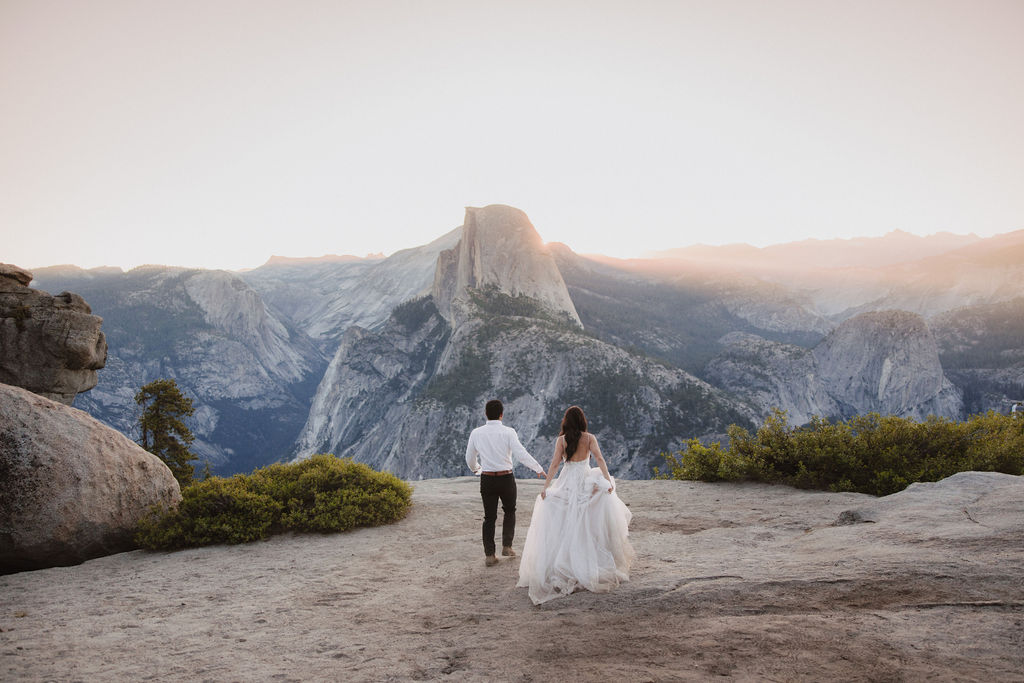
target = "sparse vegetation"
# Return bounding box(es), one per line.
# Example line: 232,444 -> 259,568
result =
391,296 -> 438,331
420,346 -> 491,406
469,285 -> 556,322
655,410 -> 1024,496
135,454 -> 413,549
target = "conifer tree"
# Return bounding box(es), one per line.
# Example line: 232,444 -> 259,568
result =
135,378 -> 197,488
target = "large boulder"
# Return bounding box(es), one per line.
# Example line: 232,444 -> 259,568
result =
0,263 -> 108,404
0,383 -> 182,573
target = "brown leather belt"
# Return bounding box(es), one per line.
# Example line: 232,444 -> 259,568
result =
481,470 -> 513,476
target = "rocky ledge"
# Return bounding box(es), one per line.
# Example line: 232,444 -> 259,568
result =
0,263 -> 107,404
1,472 -> 1020,680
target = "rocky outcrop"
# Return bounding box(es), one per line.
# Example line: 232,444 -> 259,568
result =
432,206 -> 582,328
0,383 -> 181,573
813,310 -> 962,418
706,311 -> 963,424
0,264 -> 107,405
833,471 -> 1024,530
4,472 -> 1023,680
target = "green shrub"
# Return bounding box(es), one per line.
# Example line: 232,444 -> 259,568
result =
657,410 -> 1024,496
137,454 -> 413,550
653,439 -> 748,482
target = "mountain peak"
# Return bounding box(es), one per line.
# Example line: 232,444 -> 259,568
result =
431,205 -> 582,327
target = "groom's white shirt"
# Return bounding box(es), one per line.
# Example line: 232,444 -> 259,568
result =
465,420 -> 545,475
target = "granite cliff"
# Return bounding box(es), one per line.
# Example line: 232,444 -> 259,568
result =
294,206 -> 752,477
240,228 -> 462,349
30,266 -> 325,473
706,310 -> 963,424
24,212 -> 1023,476
432,205 -> 581,328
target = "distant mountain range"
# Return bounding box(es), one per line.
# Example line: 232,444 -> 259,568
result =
29,210 -> 1024,477
647,229 -> 983,271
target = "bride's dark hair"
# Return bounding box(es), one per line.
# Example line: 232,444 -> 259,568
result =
559,406 -> 588,460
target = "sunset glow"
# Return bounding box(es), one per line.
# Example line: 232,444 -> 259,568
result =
2,0 -> 1022,271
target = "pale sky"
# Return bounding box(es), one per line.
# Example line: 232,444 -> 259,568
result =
2,0 -> 1023,271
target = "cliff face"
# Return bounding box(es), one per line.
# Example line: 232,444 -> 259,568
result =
704,332 -> 836,423
30,266 -> 326,474
295,206 -> 750,478
432,206 -> 581,328
294,297 -> 752,478
241,228 -> 461,350
812,311 -> 961,419
0,264 -> 107,404
23,209 -> 1019,477
706,311 -> 963,424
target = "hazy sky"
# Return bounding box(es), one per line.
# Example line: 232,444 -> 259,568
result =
2,0 -> 1023,270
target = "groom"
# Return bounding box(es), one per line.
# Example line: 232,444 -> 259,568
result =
465,399 -> 546,566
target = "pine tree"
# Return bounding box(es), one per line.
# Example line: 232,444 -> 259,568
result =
135,378 -> 197,488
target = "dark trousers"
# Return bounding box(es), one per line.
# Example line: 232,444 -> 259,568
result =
480,473 -> 516,556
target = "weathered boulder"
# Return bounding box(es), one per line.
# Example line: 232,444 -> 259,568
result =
0,263 -> 108,404
0,383 -> 182,573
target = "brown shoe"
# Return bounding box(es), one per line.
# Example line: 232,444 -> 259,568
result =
501,546 -> 516,557
485,555 -> 499,566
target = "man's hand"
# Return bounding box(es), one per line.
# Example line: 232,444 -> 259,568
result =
535,471 -> 546,479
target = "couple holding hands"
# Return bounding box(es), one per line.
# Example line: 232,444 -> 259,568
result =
465,400 -> 635,605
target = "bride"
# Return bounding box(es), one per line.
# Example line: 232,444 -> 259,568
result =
517,406 -> 635,605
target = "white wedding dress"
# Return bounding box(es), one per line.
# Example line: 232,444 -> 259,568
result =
517,450 -> 635,605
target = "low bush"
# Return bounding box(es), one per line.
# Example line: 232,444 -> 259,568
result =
137,454 -> 413,549
655,410 -> 1024,496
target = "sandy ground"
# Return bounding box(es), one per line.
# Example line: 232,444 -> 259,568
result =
2,475 -> 1023,682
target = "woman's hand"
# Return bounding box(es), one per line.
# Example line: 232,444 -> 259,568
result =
608,486 -> 614,494
541,489 -> 547,500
